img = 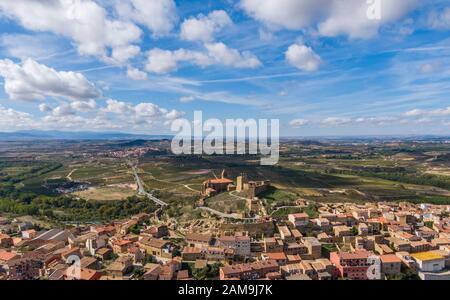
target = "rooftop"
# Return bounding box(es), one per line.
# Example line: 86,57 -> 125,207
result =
411,251 -> 444,262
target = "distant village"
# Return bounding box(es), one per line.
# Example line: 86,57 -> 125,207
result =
1,199 -> 450,280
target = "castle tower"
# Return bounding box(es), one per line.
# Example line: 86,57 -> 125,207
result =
236,173 -> 247,192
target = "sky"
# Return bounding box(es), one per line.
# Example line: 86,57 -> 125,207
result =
0,0 -> 449,137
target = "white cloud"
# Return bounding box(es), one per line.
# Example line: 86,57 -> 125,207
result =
39,103 -> 53,113
285,43 -> 321,72
145,48 -> 183,74
70,99 -> 97,112
404,109 -> 424,117
321,117 -> 353,126
103,99 -> 134,114
115,0 -> 177,36
318,0 -> 418,39
179,96 -> 196,103
427,7 -> 450,30
103,99 -> 184,121
289,119 -> 309,128
0,105 -> 35,130
0,58 -> 100,101
204,42 -> 262,69
111,45 -> 141,64
0,0 -> 142,62
180,10 -> 232,42
126,66 -> 148,81
404,107 -> 450,118
240,0 -> 328,30
240,0 -> 418,39
145,43 -> 261,74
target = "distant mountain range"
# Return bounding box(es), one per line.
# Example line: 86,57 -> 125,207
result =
0,130 -> 173,141
0,130 -> 448,142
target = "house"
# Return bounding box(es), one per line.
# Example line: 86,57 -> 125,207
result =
380,254 -> 402,276
128,246 -> 146,265
90,225 -> 116,236
410,240 -> 433,253
375,243 -> 394,255
185,233 -> 213,248
0,250 -> 19,272
182,247 -> 203,262
138,238 -> 174,260
285,242 -> 308,256
95,248 -> 113,260
220,260 -> 279,280
143,263 -> 161,280
80,256 -> 101,270
263,237 -> 284,253
143,225 -> 169,238
330,251 -> 374,280
316,218 -> 331,228
217,234 -> 251,257
288,213 -> 309,227
277,225 -> 294,242
411,252 -> 445,272
6,257 -> 44,280
112,239 -> 133,254
302,237 -> 322,259
21,229 -> 37,239
333,225 -> 352,238
387,237 -> 411,252
0,233 -> 13,248
358,223 -> 369,236
262,252 -> 287,265
67,268 -> 102,280
106,256 -> 134,277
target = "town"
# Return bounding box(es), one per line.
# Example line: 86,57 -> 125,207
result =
1,198 -> 449,280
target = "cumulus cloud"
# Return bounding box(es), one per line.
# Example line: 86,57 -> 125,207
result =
145,49 -> 184,74
0,58 -> 100,101
180,10 -> 232,42
240,0 -> 328,30
289,119 -> 309,128
145,43 -> 261,74
0,105 -> 35,129
0,0 -> 142,62
33,98 -> 185,132
204,42 -> 262,69
103,99 -> 184,121
70,99 -> 97,112
115,0 -> 177,37
285,43 -> 321,71
111,45 -> 141,64
318,0 -> 418,39
126,66 -> 148,81
240,0 -> 418,39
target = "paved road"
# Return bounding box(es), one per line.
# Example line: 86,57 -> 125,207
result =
197,206 -> 259,221
131,165 -> 168,206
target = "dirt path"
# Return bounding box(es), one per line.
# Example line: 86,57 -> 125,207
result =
66,169 -> 77,181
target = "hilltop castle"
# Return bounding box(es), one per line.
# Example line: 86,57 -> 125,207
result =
201,170 -> 270,200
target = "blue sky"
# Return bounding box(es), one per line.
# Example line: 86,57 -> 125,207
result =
0,0 -> 449,136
